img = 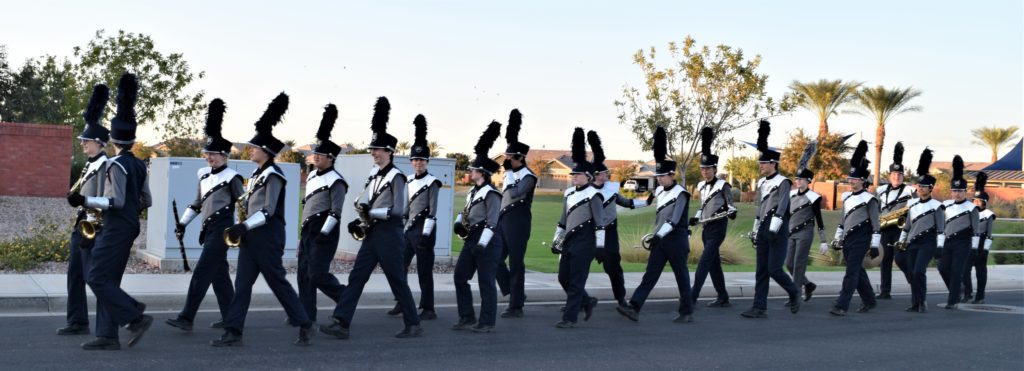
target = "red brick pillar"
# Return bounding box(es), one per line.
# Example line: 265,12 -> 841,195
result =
0,122 -> 72,197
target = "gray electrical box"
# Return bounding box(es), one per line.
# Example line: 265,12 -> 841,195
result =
335,154 -> 455,261
142,157 -> 301,271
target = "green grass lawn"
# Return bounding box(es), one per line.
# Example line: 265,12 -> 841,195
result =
450,195 -> 855,273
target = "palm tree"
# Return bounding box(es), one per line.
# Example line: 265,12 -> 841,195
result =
395,141 -> 411,153
853,85 -> 922,188
427,141 -> 444,157
971,125 -> 1020,162
788,79 -> 862,139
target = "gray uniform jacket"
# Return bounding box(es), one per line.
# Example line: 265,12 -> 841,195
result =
556,184 -> 605,247
943,200 -> 980,240
902,197 -> 944,245
302,167 -> 348,235
405,172 -> 442,236
594,181 -> 643,227
500,166 -> 536,216
179,165 -> 244,238
789,189 -> 826,241
756,173 -> 791,222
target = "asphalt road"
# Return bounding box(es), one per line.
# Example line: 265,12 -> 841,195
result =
1,290 -> 1022,370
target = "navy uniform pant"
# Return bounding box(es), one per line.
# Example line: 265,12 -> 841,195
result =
601,223 -> 627,303
753,221 -> 799,310
297,226 -> 345,322
402,219 -> 435,310
557,226 -> 596,323
938,236 -> 971,306
692,221 -> 729,302
629,230 -> 692,315
86,226 -> 143,340
963,249 -> 989,300
496,208 -> 530,309
905,237 -> 936,306
178,218 -> 234,322
454,228 -> 502,326
879,227 -> 910,293
224,222 -> 310,333
333,219 -> 420,327
834,230 -> 876,311
66,226 -> 91,326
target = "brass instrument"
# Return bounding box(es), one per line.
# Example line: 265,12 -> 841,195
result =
640,233 -> 655,251
69,167 -> 104,240
551,234 -> 566,251
879,206 -> 909,230
695,209 -> 735,227
893,240 -> 908,252
224,180 -> 253,247
350,185 -> 372,241
830,239 -> 843,251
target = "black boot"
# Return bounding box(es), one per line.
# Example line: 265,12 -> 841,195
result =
81,337 -> 120,351
876,292 -> 892,300
210,320 -> 225,329
451,316 -> 477,331
789,294 -> 801,314
829,307 -> 847,316
905,303 -> 920,312
706,299 -> 731,308
554,320 -> 577,329
740,308 -> 767,319
318,317 -> 350,339
583,297 -> 598,321
673,314 -> 694,323
419,309 -> 437,320
294,326 -> 314,346
126,315 -> 153,348
616,302 -> 639,322
57,322 -> 90,336
500,307 -> 524,318
471,324 -> 494,333
165,316 -> 193,331
386,302 -> 402,316
856,302 -> 876,313
395,325 -> 423,338
803,283 -> 816,302
210,329 -> 242,347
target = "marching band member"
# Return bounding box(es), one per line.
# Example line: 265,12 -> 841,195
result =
742,120 -> 801,319
451,121 -> 504,333
963,171 -> 994,304
875,142 -> 916,299
166,99 -> 239,331
59,84 -> 110,336
938,155 -> 980,309
896,148 -> 942,313
786,141 -> 825,304
689,127 -> 736,308
616,126 -> 693,323
829,141 -> 881,316
497,109 -> 536,318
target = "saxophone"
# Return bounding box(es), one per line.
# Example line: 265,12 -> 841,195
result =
879,205 -> 909,230
69,166 -> 104,240
225,179 -> 253,247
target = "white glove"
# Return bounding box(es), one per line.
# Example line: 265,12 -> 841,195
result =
971,236 -> 980,250
553,226 -> 565,243
769,216 -> 783,233
694,209 -> 703,220
819,243 -> 829,255
984,238 -> 992,250
870,233 -> 881,249
478,227 -> 494,249
936,234 -> 945,248
632,199 -> 648,208
595,230 -> 606,249
833,226 -> 844,242
899,231 -> 908,244
655,223 -> 674,238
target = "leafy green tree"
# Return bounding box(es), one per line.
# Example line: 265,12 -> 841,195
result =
971,125 -> 1020,162
1,55 -> 78,125
724,156 -> 759,192
779,128 -> 852,181
615,35 -> 788,172
853,85 -> 922,187
786,79 -> 862,139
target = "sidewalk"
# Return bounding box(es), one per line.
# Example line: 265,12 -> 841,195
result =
1,266 -> 1021,315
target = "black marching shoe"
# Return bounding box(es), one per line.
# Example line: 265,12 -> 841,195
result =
856,302 -> 876,313
740,308 -> 767,319
81,337 -> 120,351
789,295 -> 801,314
583,297 -> 598,321
294,326 -> 314,346
876,292 -> 892,300
471,324 -> 494,333
451,316 -> 477,331
210,330 -> 242,347
318,317 -> 350,339
210,320 -> 225,329
803,283 -> 816,302
961,294 -> 973,303
783,299 -> 794,308
943,303 -> 957,310
126,315 -> 153,348
972,299 -> 985,305
395,325 -> 423,338
673,314 -> 694,323
706,299 -> 731,308
616,298 -> 629,308
419,309 -> 437,320
387,303 -> 402,316
165,317 -> 194,331
616,302 -> 640,322
501,307 -> 524,318
829,307 -> 847,316
57,322 -> 90,336
905,304 -> 920,312
554,320 -> 577,329
919,301 -> 928,313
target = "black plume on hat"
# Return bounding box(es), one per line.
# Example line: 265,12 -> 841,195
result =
916,148 -> 936,186
312,103 -> 341,158
367,96 -> 398,151
951,155 -> 967,190
78,84 -> 110,143
109,72 -> 140,144
469,121 -> 502,174
848,140 -> 871,179
247,92 -> 289,156
699,126 -> 719,167
587,130 -> 607,172
795,140 -> 818,180
756,120 -> 780,162
569,127 -> 594,175
202,98 -> 233,154
889,142 -> 906,173
409,114 -> 430,159
653,125 -> 676,175
504,109 -> 530,155
974,171 -> 989,201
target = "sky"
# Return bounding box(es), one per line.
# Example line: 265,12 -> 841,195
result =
2,0 -> 1022,164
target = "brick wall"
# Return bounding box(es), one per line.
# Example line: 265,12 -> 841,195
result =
0,122 -> 72,197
